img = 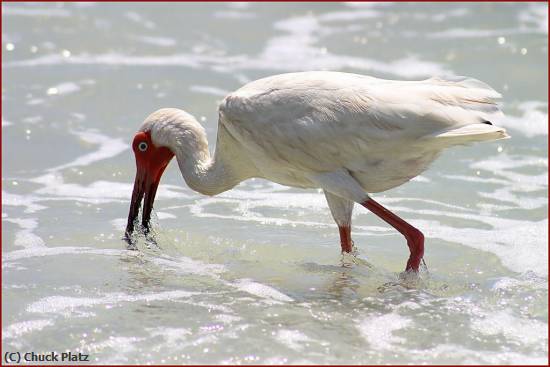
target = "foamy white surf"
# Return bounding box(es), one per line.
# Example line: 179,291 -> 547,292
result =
500,101 -> 548,138
132,35 -> 177,47
472,309 -> 547,346
32,175 -> 187,203
519,3 -> 548,34
242,14 -> 448,77
149,254 -> 296,303
275,329 -> 315,351
418,218 -> 548,277
2,191 -> 46,213
150,255 -> 227,278
27,290 -> 196,315
2,246 -> 129,262
46,82 -> 80,96
358,313 -> 412,350
232,279 -> 294,303
46,129 -> 127,172
2,319 -> 54,340
4,217 -> 45,249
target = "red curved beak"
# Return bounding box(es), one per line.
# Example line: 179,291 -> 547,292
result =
124,139 -> 174,242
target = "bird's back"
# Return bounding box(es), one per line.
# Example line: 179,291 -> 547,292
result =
217,71 -> 507,191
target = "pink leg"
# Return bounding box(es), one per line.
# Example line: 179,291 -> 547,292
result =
361,198 -> 424,272
338,225 -> 353,253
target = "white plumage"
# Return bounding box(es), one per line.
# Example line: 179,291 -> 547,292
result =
127,71 -> 509,272
218,71 -> 505,192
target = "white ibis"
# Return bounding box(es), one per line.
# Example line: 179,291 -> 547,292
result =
125,71 -> 508,272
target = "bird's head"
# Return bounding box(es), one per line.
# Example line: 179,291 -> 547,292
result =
124,108 -> 207,241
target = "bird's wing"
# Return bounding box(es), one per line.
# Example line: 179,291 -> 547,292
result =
218,71 -> 503,172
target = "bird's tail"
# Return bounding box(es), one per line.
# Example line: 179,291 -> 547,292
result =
424,123 -> 510,146
416,75 -> 510,146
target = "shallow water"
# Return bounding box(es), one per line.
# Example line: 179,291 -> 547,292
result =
2,2 -> 548,364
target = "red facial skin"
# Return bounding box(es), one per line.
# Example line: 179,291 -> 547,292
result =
125,131 -> 174,241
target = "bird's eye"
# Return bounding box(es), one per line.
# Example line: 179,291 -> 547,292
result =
138,142 -> 148,152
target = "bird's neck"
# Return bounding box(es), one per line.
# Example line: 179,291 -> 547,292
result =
174,133 -> 244,197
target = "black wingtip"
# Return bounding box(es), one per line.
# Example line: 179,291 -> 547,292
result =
482,121 -> 493,125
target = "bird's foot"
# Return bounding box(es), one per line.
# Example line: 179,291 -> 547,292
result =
340,241 -> 358,267
421,258 -> 429,273
403,229 -> 425,271
122,231 -> 138,250
144,234 -> 160,249
142,225 -> 162,250
398,257 -> 428,283
340,241 -> 373,268
340,252 -> 357,268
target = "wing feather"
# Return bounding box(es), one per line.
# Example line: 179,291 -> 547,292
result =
218,71 -> 504,171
